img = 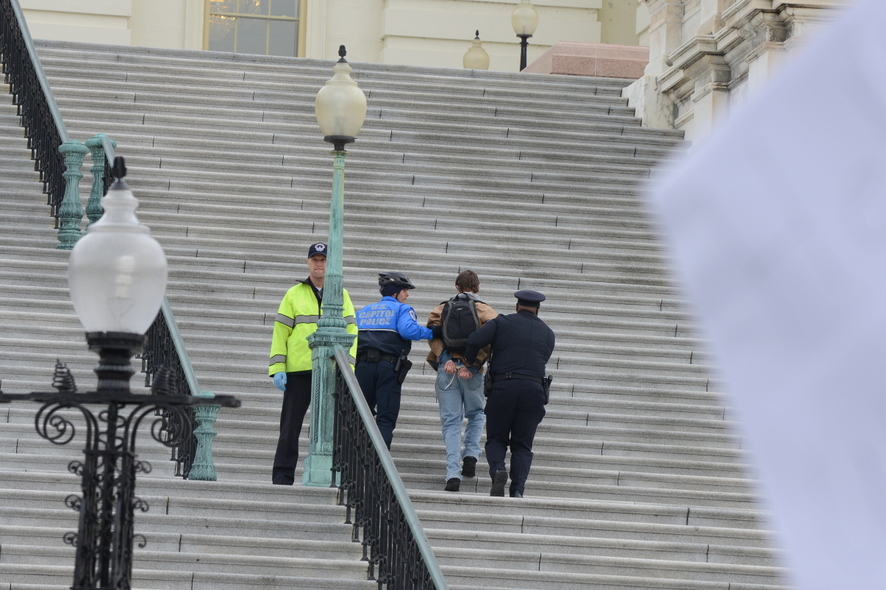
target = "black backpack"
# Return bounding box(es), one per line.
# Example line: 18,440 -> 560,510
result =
439,294 -> 481,353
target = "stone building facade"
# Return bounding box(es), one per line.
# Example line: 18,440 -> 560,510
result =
20,0 -> 850,144
626,0 -> 849,144
19,0 -> 638,72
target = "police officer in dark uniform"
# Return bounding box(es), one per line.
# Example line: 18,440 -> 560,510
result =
464,290 -> 555,497
356,272 -> 441,448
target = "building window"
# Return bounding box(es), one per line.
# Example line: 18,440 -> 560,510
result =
207,0 -> 306,57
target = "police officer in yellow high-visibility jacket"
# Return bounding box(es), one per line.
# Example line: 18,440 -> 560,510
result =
268,242 -> 358,485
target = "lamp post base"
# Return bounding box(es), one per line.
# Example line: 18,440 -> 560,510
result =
303,449 -> 335,487
304,326 -> 354,487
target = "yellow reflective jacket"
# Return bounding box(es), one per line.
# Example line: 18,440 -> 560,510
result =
268,279 -> 358,375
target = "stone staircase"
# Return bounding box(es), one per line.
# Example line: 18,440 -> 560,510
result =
0,39 -> 790,589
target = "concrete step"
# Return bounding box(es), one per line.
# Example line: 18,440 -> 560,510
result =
42,62 -> 637,111
0,505 -> 352,541
50,90 -> 648,139
408,492 -> 768,533
78,127 -> 672,170
0,469 -> 338,503
0,530 -> 364,584
440,565 -> 784,590
427,527 -> 781,566
2,545 -> 369,579
54,105 -> 677,155
35,43 -> 666,110
0,486 -> 354,534
43,70 -> 636,111
434,546 -> 784,584
0,525 -> 359,559
0,564 -> 376,590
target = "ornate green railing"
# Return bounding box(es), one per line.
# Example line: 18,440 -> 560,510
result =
333,346 -> 449,590
0,0 -> 221,480
57,133 -> 114,250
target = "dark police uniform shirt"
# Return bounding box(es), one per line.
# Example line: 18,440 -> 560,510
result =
464,310 -> 555,378
356,296 -> 434,357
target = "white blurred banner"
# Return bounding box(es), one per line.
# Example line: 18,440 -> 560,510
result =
649,0 -> 886,588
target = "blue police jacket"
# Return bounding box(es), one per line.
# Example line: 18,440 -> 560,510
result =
356,296 -> 434,357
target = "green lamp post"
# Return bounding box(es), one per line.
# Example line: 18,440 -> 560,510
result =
303,45 -> 367,486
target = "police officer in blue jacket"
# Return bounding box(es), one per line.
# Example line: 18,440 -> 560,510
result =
464,290 -> 555,497
356,272 -> 441,448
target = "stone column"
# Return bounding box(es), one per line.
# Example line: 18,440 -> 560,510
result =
688,54 -> 732,143
696,0 -> 727,36
645,0 -> 685,77
624,0 -> 683,129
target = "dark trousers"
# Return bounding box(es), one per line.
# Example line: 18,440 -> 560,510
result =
355,361 -> 401,449
484,379 -> 546,496
272,371 -> 312,485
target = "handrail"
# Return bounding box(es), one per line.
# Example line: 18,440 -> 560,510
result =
159,297 -> 202,399
100,135 -> 116,161
100,135 -> 116,200
7,0 -> 67,140
0,0 -> 69,217
333,346 -> 449,590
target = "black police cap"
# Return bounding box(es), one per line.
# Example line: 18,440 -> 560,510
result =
514,290 -> 546,306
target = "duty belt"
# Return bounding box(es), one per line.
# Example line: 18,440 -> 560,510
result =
357,348 -> 399,364
491,372 -> 544,385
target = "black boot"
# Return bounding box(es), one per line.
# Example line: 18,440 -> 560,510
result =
462,456 -> 477,478
490,470 -> 508,496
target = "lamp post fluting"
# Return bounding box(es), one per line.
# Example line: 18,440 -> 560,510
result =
303,45 -> 366,486
511,0 -> 539,71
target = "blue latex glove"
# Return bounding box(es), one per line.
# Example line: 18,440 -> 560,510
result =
273,372 -> 287,391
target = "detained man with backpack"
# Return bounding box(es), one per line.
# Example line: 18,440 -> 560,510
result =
426,270 -> 497,492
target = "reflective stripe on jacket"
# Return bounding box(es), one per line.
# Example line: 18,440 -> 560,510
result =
268,280 -> 358,375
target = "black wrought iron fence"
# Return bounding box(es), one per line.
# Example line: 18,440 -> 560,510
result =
332,347 -> 449,590
0,0 -> 68,220
141,301 -> 200,478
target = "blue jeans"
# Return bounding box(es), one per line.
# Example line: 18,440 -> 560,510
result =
436,352 -> 486,480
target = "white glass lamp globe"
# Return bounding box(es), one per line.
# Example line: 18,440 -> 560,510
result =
512,0 -> 539,36
68,174 -> 168,336
315,45 -> 367,142
463,31 -> 490,70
